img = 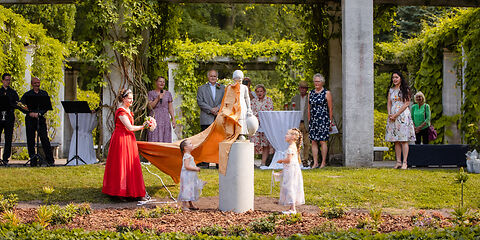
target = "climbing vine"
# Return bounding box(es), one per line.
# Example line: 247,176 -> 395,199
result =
0,6 -> 66,142
70,0 -> 181,147
172,39 -> 305,137
375,8 -> 480,145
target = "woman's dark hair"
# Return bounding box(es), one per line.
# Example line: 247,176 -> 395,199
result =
156,76 -> 165,82
386,71 -> 410,102
117,89 -> 132,103
179,139 -> 188,155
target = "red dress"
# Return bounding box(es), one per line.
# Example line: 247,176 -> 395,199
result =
102,108 -> 145,197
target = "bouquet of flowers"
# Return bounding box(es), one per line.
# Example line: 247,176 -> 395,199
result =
144,116 -> 157,131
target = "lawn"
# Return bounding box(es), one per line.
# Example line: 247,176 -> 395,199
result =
1,164 -> 478,209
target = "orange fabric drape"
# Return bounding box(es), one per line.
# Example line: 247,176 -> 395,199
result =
137,83 -> 242,183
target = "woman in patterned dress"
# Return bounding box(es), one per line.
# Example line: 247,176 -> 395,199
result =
147,76 -> 176,142
385,71 -> 416,169
250,84 -> 274,166
308,73 -> 333,169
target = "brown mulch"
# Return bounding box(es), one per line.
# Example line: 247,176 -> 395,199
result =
8,196 -> 454,236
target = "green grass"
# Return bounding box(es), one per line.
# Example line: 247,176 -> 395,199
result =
1,165 -> 479,209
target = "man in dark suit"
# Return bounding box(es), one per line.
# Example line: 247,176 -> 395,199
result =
0,73 -> 19,166
20,77 -> 54,166
290,80 -> 310,167
197,69 -> 225,131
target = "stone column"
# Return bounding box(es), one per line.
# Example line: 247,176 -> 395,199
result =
341,0 -> 374,166
63,69 -> 78,158
442,50 -> 462,144
168,62 -> 181,140
52,64 -> 65,158
328,2 -> 343,162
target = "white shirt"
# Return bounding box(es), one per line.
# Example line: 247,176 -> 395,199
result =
209,83 -> 216,100
300,95 -> 307,121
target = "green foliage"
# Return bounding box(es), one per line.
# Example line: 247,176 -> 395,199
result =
35,205 -> 53,228
76,88 -> 100,110
198,225 -> 224,236
0,194 -> 18,213
310,221 -> 337,234
2,210 -> 20,226
173,39 -> 304,136
249,217 -> 276,233
134,205 -> 180,219
376,9 -> 480,144
320,200 -> 348,219
226,225 -> 251,236
0,6 -> 66,141
374,110 -> 394,161
279,213 -> 302,225
8,4 -> 76,43
179,4 -> 304,44
5,223 -> 480,239
465,123 -> 480,152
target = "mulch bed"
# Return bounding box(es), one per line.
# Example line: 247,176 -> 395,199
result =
7,197 -> 456,236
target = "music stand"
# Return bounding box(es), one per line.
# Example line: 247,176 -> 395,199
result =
23,95 -> 53,167
61,101 -> 91,166
0,96 -> 9,166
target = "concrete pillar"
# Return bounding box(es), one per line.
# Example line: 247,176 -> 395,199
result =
63,69 -> 78,157
342,0 -> 374,166
442,50 -> 462,144
52,64 -> 65,158
168,62 -> 181,140
218,141 -> 254,213
328,2 -> 343,161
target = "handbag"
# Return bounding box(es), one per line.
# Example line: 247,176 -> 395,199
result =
424,104 -> 437,141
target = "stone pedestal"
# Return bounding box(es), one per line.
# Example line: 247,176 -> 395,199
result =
219,141 -> 254,213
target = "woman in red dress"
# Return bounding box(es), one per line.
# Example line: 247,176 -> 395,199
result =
102,89 -> 147,199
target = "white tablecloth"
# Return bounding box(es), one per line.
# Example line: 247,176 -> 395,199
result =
258,111 -> 302,170
67,113 -> 97,165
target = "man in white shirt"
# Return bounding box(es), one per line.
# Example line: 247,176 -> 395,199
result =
289,81 -> 310,167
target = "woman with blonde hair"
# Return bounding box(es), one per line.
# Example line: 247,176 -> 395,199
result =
411,91 -> 431,144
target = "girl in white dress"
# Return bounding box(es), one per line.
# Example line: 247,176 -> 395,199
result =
277,128 -> 305,214
178,139 -> 206,210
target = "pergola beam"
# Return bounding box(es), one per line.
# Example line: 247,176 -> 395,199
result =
2,0 -> 480,6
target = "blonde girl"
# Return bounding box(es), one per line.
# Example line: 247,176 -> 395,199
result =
277,128 -> 305,214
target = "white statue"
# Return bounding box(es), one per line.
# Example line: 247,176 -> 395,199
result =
232,70 -> 256,140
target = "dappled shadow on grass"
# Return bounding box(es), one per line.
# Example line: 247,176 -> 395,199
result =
4,186 -> 169,204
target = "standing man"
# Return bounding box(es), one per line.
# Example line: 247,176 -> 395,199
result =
197,69 -> 225,131
290,81 -> 310,167
196,69 -> 225,168
0,73 -> 19,166
20,77 -> 54,166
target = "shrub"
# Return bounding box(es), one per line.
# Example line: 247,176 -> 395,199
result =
198,225 -> 225,236
320,201 -> 348,219
134,205 -> 181,219
310,221 -> 338,234
0,194 -> 18,213
249,217 -> 276,233
2,210 -> 20,226
226,225 -> 250,236
279,213 -> 302,225
35,205 -> 53,227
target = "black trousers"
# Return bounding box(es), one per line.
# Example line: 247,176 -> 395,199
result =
25,116 -> 54,166
0,119 -> 14,163
415,127 -> 429,145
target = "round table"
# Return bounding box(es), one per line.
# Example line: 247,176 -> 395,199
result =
257,111 -> 302,169
67,113 -> 97,165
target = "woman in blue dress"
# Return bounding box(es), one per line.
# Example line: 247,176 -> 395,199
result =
308,73 -> 333,169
